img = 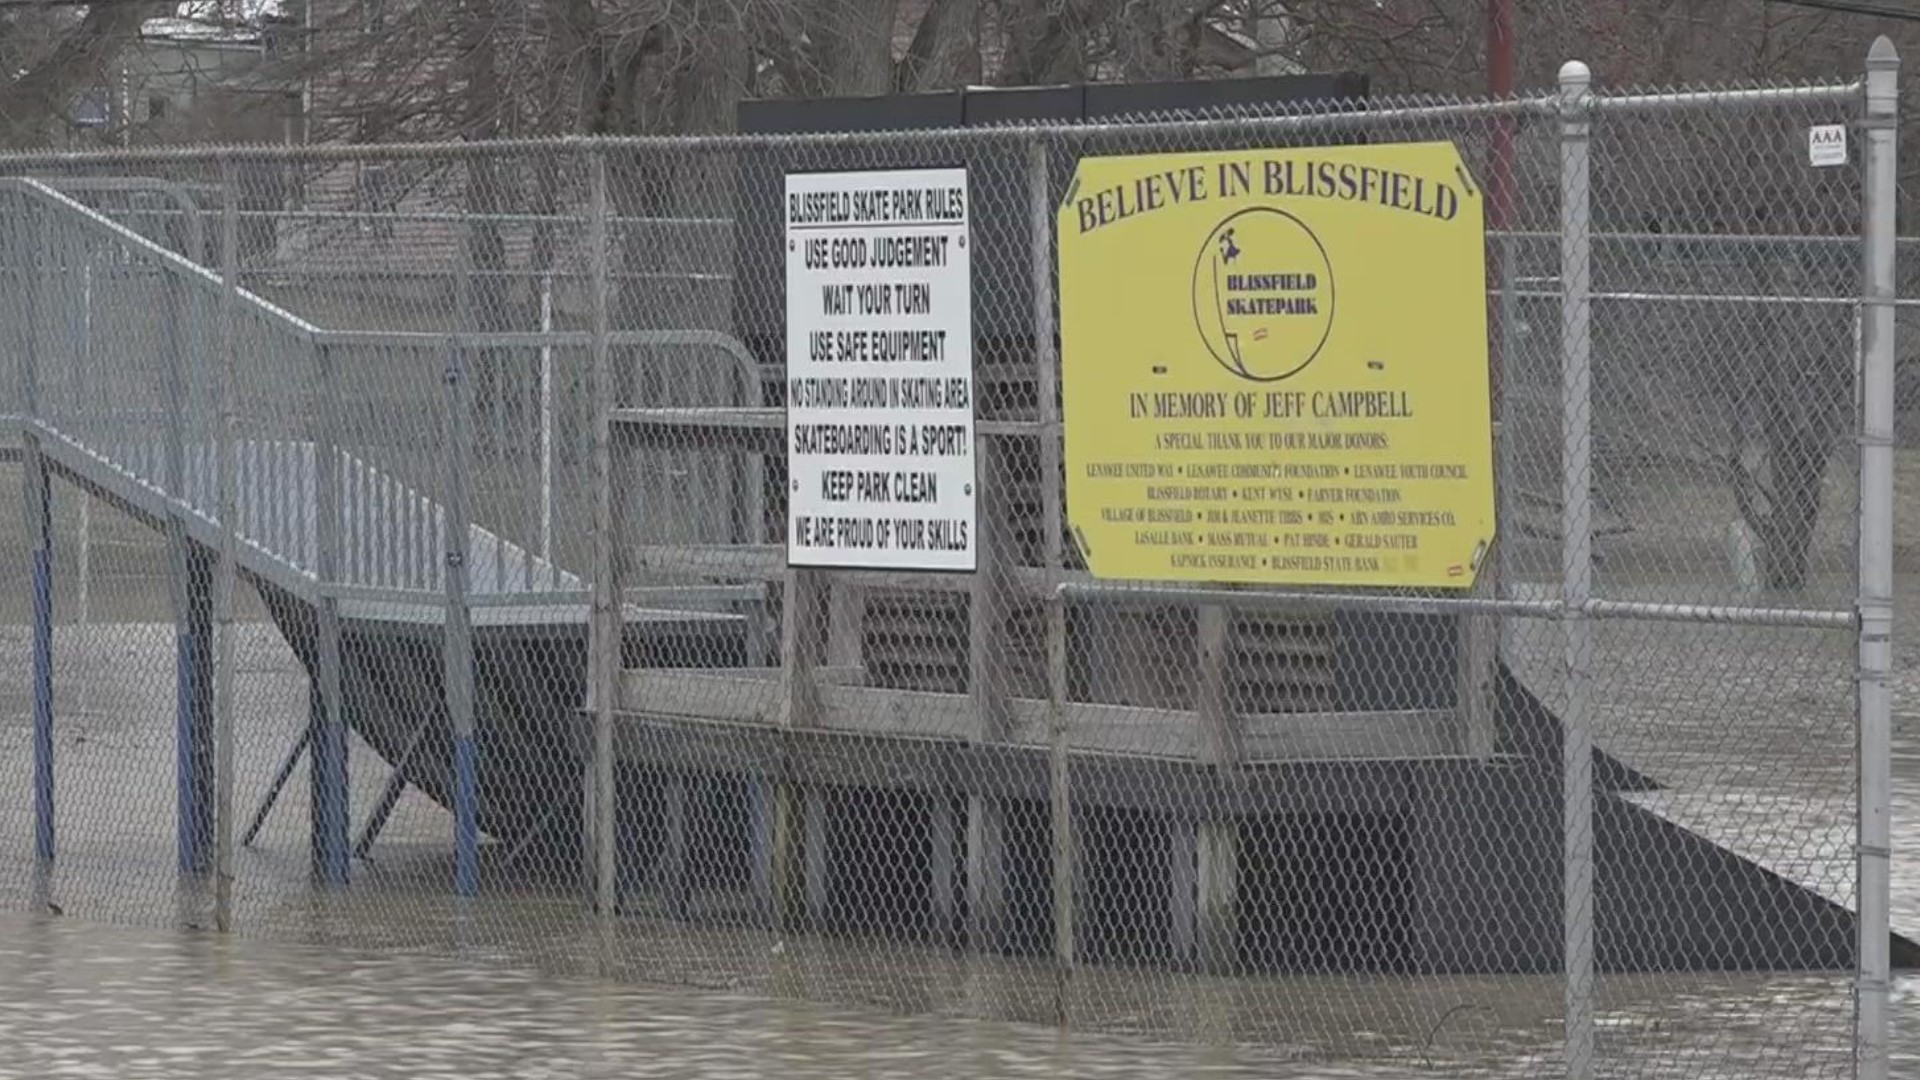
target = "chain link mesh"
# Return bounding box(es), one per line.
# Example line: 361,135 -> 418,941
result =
0,64 -> 1895,1078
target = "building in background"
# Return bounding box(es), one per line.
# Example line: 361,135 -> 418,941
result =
60,4 -> 302,149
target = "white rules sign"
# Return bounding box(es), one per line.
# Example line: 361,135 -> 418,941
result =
785,167 -> 976,571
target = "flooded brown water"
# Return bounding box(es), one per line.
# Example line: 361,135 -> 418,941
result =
1,486 -> 1918,1077
0,904 -> 1914,1079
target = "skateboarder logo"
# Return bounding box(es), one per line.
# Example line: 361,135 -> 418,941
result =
1191,207 -> 1335,383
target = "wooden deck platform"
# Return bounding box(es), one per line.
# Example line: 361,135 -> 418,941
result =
617,668 -> 1462,762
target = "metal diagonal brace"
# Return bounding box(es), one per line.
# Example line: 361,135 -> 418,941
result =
239,730 -> 309,848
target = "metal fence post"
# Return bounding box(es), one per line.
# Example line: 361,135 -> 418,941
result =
1032,139 -> 1074,988
539,270 -> 554,567
212,156 -> 243,932
312,340 -> 349,887
1494,224 -> 1520,677
447,179 -> 480,901
587,148 -> 619,923
1856,35 -> 1899,1080
76,261 -> 91,639
1557,59 -> 1596,1080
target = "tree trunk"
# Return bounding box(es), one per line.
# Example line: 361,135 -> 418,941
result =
458,0 -> 519,462
1731,397 -> 1830,592
1729,250 -> 1850,593
996,0 -> 1092,86
809,0 -> 901,96
1113,0 -> 1203,81
587,11 -> 747,550
898,0 -> 982,91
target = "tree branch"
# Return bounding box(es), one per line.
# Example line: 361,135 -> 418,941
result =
0,0 -> 172,143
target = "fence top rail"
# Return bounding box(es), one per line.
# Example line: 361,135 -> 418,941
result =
0,76 -> 1861,169
1587,80 -> 1862,112
43,205 -> 1900,250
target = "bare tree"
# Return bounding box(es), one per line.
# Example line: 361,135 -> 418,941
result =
281,0 -> 1917,588
0,1 -> 178,144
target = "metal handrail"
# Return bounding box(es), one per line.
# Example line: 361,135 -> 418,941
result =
38,177 -> 207,263
0,177 -> 322,340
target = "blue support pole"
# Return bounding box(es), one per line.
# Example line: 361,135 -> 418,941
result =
31,542 -> 54,863
311,342 -> 349,888
174,626 -> 197,871
454,733 -> 479,897
172,547 -> 213,875
23,206 -> 54,866
310,684 -> 350,886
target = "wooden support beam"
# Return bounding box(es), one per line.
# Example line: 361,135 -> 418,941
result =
1196,605 -> 1237,765
1196,819 -> 1240,975
1168,818 -> 1197,965
661,771 -> 690,919
1194,602 -> 1240,974
929,792 -> 959,944
828,581 -> 864,674
967,437 -> 1013,955
970,439 -> 1011,742
764,567 -> 825,933
751,779 -> 798,931
965,794 -> 1006,953
781,571 -> 824,729
1459,427 -> 1501,759
803,786 -> 831,930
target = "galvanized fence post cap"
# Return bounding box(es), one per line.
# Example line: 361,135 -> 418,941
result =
1868,35 -> 1898,72
1866,36 -> 1900,120
1558,60 -> 1593,95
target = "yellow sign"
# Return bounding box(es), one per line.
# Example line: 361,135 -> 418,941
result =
1058,142 -> 1495,589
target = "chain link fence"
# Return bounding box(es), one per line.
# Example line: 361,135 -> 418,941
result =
0,43 -> 1903,1080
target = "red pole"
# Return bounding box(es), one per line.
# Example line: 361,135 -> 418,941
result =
1487,0 -> 1514,106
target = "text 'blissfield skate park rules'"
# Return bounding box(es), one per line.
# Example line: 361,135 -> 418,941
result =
785,167 -> 977,572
